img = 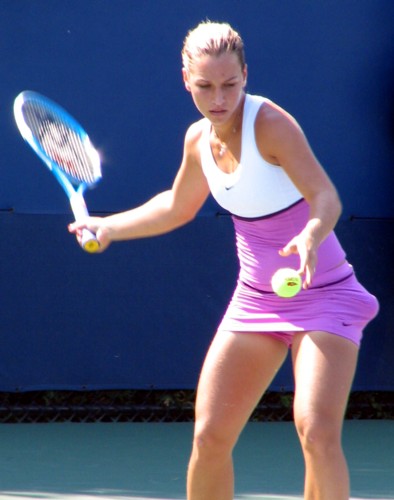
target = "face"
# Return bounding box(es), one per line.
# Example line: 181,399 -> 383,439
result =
183,52 -> 247,126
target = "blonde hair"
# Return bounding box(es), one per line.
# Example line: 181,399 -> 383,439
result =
182,21 -> 245,72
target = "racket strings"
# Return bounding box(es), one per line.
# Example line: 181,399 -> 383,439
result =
23,102 -> 97,185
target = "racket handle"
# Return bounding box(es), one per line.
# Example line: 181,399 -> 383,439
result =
70,192 -> 100,253
81,229 -> 100,253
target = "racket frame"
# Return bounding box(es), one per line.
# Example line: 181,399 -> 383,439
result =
14,91 -> 101,253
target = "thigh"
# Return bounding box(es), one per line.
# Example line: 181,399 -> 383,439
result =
292,331 -> 359,427
194,331 -> 288,445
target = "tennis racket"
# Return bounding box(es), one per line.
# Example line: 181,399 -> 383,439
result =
13,90 -> 102,253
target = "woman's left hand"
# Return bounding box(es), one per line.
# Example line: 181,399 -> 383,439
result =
279,233 -> 317,289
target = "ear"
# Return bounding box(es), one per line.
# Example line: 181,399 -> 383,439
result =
242,64 -> 248,88
182,67 -> 191,92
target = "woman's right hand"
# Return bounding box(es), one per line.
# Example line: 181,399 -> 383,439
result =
68,217 -> 112,252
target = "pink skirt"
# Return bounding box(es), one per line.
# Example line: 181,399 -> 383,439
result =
219,271 -> 379,347
218,201 -> 379,347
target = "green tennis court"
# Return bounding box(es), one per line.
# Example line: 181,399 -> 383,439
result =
0,420 -> 392,499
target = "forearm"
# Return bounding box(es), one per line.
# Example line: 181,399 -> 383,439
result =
101,190 -> 193,242
302,189 -> 342,249
279,190 -> 342,287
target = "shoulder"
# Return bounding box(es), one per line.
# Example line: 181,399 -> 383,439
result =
256,98 -> 301,133
256,99 -> 305,147
183,118 -> 208,161
184,118 -> 207,145
254,99 -> 308,164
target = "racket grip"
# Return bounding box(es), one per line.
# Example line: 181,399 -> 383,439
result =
70,192 -> 100,253
81,229 -> 100,253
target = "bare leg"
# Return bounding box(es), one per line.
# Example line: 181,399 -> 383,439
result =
292,332 -> 358,500
187,331 -> 288,500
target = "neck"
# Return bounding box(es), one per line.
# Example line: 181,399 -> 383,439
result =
213,93 -> 245,142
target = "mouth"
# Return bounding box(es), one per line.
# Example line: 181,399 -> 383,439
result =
209,109 -> 227,118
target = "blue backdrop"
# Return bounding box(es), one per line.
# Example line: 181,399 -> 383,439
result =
0,0 -> 393,391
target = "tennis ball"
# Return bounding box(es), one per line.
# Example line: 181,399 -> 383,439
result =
271,268 -> 302,298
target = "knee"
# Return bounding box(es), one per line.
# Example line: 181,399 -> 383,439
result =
192,422 -> 235,463
295,415 -> 343,458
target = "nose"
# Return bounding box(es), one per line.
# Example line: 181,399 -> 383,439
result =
212,88 -> 225,106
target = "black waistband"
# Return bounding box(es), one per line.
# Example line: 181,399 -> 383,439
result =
232,198 -> 304,222
241,270 -> 355,294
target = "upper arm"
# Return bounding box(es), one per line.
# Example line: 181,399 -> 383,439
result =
255,101 -> 340,205
170,121 -> 210,221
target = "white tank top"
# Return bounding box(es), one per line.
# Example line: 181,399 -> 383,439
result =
199,94 -> 303,218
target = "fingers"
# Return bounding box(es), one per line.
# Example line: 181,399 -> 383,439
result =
279,236 -> 317,289
68,219 -> 95,234
301,263 -> 315,289
68,218 -> 110,252
68,217 -> 102,238
297,257 -> 316,289
278,240 -> 298,257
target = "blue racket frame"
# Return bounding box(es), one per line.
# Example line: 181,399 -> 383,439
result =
14,91 -> 102,253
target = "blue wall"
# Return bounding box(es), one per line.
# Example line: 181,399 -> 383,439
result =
1,0 -> 393,391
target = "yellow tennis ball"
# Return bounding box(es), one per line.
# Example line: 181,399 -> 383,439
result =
271,268 -> 302,298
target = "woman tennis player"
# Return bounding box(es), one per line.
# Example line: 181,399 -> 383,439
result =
69,21 -> 379,500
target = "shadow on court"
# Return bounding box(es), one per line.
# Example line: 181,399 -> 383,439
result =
0,420 -> 392,500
